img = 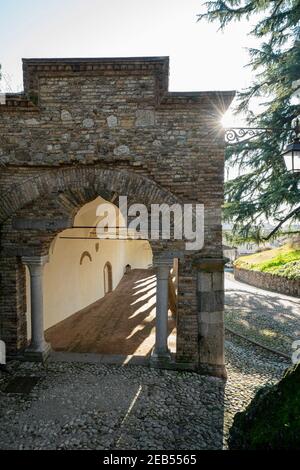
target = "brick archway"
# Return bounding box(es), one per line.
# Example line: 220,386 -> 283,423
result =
0,167 -> 182,224
0,166 -> 226,377
0,167 -> 189,363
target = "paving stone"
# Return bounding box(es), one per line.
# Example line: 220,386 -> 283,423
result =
0,333 -> 289,450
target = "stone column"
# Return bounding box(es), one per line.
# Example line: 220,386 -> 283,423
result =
22,255 -> 51,361
151,259 -> 172,365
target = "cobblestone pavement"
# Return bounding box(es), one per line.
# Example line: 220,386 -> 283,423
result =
225,275 -> 300,355
0,276 -> 295,450
0,334 -> 290,450
223,331 -> 289,445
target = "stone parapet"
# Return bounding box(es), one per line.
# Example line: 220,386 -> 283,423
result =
234,267 -> 300,298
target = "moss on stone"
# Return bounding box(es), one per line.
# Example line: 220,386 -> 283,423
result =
229,363 -> 300,450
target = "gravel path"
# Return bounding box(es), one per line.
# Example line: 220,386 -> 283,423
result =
225,275 -> 300,355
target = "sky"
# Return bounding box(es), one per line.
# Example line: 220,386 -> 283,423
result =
0,0 -> 261,125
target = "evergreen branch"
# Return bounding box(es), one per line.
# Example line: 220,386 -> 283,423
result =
198,0 -> 300,241
264,206 -> 300,240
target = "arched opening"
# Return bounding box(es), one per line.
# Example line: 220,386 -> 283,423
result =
22,195 -> 177,359
103,262 -> 113,294
2,167 -> 189,367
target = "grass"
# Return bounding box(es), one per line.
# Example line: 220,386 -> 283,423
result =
234,244 -> 300,280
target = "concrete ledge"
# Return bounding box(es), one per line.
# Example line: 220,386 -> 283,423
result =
8,348 -> 227,379
50,352 -> 222,378
49,352 -> 150,366
7,344 -> 52,363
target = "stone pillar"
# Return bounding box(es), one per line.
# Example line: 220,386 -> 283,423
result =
22,255 -> 50,361
195,258 -> 226,379
151,259 -> 172,365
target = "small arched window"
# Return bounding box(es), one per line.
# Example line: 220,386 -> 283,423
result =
103,262 -> 113,294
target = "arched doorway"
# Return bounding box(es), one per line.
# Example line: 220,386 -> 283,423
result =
103,262 -> 113,294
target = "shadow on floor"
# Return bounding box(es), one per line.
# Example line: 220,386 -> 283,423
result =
225,278 -> 300,354
45,269 -> 176,357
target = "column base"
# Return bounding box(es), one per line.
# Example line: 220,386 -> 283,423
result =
24,342 -> 51,363
150,348 -> 173,368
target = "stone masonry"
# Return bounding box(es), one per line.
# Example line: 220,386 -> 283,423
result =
234,266 -> 300,298
0,57 -> 234,377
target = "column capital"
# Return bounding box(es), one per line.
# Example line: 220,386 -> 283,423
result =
153,256 -> 173,269
22,255 -> 49,267
154,262 -> 172,281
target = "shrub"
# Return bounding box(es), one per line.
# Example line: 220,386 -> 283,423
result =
229,364 -> 300,450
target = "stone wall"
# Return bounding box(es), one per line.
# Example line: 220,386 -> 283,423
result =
0,57 -> 234,376
234,267 -> 300,298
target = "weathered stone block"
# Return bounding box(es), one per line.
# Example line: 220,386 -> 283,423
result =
107,115 -> 118,128
199,318 -> 224,365
82,118 -> 94,128
113,145 -> 130,156
212,272 -> 224,291
61,109 -> 72,121
135,109 -> 155,127
197,272 -> 212,292
25,118 -> 39,126
197,290 -> 224,312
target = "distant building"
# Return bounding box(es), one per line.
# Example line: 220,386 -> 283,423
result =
222,223 -> 299,258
